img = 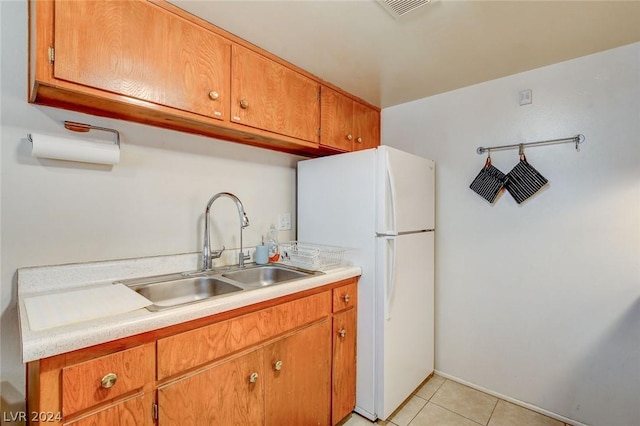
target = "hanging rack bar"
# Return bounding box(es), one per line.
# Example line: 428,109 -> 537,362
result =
476,134 -> 584,155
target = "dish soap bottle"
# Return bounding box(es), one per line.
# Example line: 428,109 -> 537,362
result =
267,225 -> 279,262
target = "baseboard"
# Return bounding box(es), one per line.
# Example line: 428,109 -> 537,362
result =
434,370 -> 588,426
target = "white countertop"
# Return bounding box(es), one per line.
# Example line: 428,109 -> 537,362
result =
18,252 -> 361,362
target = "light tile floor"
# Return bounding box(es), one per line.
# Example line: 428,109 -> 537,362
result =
340,375 -> 569,426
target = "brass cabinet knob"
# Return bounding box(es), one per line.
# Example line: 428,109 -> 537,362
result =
240,99 -> 249,109
356,137 -> 363,144
249,372 -> 259,383
100,373 -> 118,389
347,134 -> 353,141
208,91 -> 219,101
343,294 -> 350,303
274,360 -> 283,371
338,329 -> 347,338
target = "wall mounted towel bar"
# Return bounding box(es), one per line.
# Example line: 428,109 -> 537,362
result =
476,134 -> 584,155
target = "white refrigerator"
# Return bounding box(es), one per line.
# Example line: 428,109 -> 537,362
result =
297,145 -> 435,421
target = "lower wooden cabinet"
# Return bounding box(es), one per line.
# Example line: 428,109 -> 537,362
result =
331,282 -> 358,425
332,308 -> 357,425
158,319 -> 331,426
264,319 -> 332,426
26,278 -> 357,426
158,350 -> 264,426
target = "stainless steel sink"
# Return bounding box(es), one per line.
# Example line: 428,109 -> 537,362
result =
222,265 -> 315,287
119,275 -> 243,312
116,264 -> 322,312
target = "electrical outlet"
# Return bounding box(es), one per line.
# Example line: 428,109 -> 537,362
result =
278,213 -> 292,230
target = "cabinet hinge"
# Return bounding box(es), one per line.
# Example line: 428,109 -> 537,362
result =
48,46 -> 54,65
152,402 -> 158,421
318,127 -> 321,137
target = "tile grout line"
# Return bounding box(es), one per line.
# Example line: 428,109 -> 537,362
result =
428,400 -> 485,426
485,397 -> 500,426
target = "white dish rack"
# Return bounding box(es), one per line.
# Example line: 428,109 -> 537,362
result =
278,241 -> 347,271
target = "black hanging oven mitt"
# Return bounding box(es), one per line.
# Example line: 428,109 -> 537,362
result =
469,156 -> 506,204
505,154 -> 549,204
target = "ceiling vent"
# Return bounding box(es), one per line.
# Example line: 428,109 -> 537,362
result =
377,0 -> 431,19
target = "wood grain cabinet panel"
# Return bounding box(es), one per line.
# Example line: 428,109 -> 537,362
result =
64,393 -> 153,426
352,101 -> 380,151
320,86 -> 380,151
264,319 -> 332,426
320,87 -> 355,151
157,291 -> 331,379
53,0 -> 230,121
332,282 -> 358,313
158,350 -> 264,426
231,44 -> 320,143
332,308 -> 357,425
61,343 -> 154,417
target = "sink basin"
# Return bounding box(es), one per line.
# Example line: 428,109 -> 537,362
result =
222,265 -> 315,287
116,264 -> 321,311
124,276 -> 243,312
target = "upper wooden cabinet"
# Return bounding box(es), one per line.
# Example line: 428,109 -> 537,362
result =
352,101 -> 381,151
53,0 -> 230,121
28,0 -> 379,156
231,45 -> 320,143
320,86 -> 380,151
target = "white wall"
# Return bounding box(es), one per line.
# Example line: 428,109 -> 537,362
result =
0,1 -> 300,403
383,43 -> 640,426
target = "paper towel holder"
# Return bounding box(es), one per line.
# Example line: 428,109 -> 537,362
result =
27,121 -> 121,147
62,121 -> 120,147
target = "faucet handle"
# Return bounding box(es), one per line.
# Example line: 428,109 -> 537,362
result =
211,246 -> 225,259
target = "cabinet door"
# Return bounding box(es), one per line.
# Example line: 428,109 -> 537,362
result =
231,45 -> 320,143
320,87 -> 354,151
157,350 -> 264,426
264,319 -> 332,426
64,393 -> 152,426
352,102 -> 380,151
54,0 -> 230,120
332,309 -> 357,425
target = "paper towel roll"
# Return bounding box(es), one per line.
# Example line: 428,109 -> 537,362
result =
29,133 -> 120,165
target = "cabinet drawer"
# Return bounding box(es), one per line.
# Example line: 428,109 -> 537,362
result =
63,393 -> 152,426
61,344 -> 154,416
332,282 -> 357,313
157,291 -> 331,379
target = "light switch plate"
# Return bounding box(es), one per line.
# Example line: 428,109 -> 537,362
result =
519,89 -> 532,105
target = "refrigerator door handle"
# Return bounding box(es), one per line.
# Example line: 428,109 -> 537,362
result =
383,152 -> 398,236
384,235 -> 397,320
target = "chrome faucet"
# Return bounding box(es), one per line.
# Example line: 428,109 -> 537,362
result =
202,192 -> 250,270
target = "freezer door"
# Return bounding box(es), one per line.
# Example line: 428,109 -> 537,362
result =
377,146 -> 435,234
377,231 -> 434,420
